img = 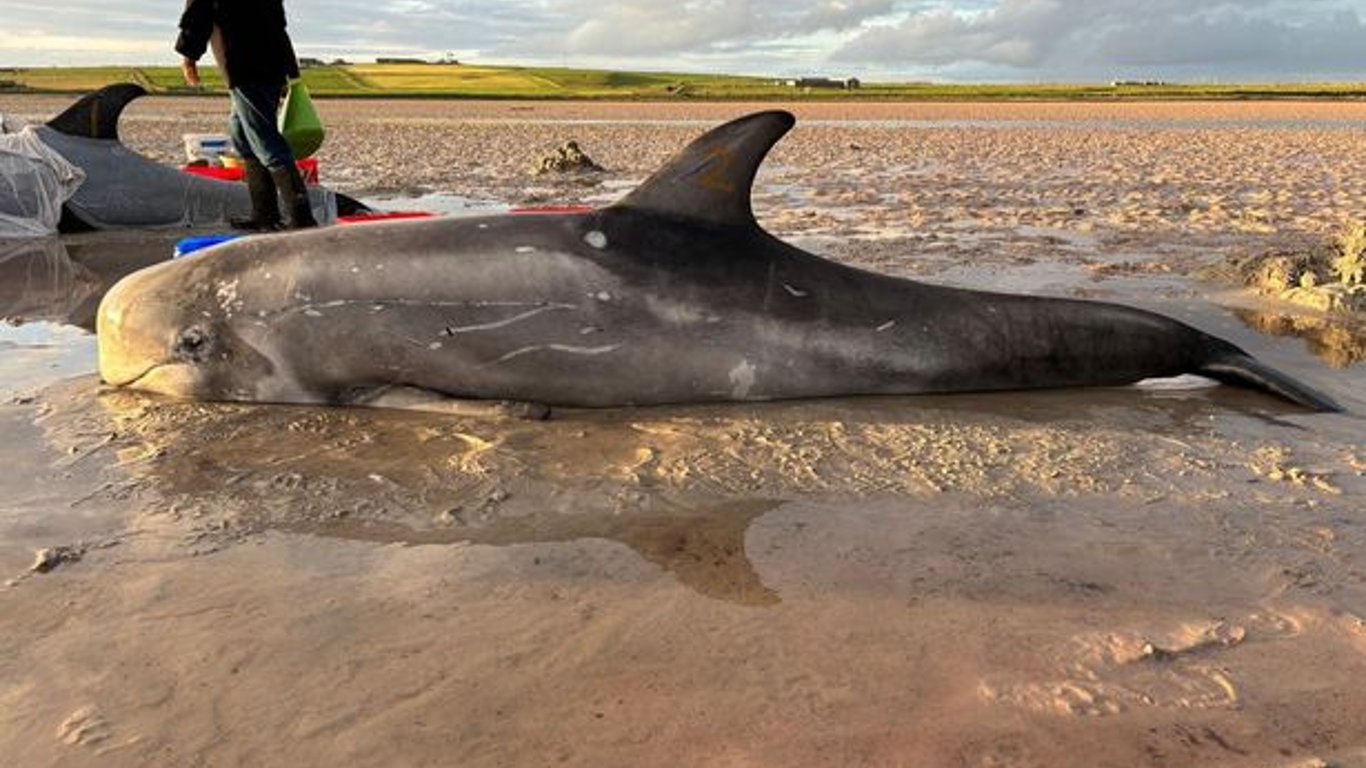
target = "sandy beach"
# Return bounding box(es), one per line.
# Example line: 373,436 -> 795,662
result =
0,95 -> 1364,767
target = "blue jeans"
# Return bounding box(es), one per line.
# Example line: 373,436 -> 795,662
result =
228,82 -> 295,170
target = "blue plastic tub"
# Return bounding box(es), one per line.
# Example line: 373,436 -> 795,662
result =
174,234 -> 242,258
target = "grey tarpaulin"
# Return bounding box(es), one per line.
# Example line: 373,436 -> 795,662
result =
0,128 -> 86,237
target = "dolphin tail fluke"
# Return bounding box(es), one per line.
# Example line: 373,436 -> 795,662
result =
1198,351 -> 1342,412
47,83 -> 147,140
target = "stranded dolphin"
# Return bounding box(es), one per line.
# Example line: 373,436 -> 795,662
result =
96,110 -> 1340,414
31,83 -> 367,232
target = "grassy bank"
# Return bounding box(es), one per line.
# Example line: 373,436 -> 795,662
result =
3,63 -> 1365,101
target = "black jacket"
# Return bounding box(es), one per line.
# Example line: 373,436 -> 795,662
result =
176,0 -> 300,87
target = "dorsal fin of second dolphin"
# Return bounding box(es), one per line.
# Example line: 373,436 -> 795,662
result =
47,82 -> 147,141
610,110 -> 796,227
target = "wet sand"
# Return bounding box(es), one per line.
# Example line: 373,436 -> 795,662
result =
0,97 -> 1364,767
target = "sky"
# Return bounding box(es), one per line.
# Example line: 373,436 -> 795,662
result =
2,0 -> 1365,82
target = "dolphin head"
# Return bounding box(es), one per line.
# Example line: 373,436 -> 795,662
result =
98,257 -> 276,401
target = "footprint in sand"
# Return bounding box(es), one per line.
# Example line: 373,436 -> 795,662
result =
56,706 -> 111,748
979,620 -> 1250,717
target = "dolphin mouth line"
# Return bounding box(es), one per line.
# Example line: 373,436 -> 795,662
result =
104,362 -> 163,389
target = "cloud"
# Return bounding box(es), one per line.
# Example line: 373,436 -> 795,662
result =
510,0 -> 901,58
793,0 -> 901,33
556,0 -> 761,57
0,30 -> 165,57
1099,8 -> 1366,70
0,0 -> 1362,79
833,0 -> 1366,78
287,0 -> 553,56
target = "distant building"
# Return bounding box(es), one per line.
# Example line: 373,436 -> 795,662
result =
1112,80 -> 1172,87
376,57 -> 430,65
329,58 -> 351,66
788,77 -> 861,90
298,57 -> 325,68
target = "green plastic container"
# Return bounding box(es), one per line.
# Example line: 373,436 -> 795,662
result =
279,80 -> 324,159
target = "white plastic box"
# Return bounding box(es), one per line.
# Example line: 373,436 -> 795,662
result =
182,133 -> 233,164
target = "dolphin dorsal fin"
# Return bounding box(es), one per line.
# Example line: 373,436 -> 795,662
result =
47,83 -> 147,140
610,110 -> 795,227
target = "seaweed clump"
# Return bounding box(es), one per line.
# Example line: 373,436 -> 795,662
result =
1237,221 -> 1366,313
533,141 -> 604,175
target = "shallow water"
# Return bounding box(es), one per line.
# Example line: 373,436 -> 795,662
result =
0,233 -> 172,400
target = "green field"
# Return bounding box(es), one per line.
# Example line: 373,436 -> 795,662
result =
3,63 -> 1365,101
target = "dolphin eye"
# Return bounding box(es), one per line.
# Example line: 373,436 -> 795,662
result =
173,327 -> 212,361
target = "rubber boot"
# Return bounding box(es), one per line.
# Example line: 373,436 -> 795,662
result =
230,158 -> 283,231
269,163 -> 318,229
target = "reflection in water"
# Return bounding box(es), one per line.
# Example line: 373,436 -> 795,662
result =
0,233 -> 175,396
0,238 -> 102,330
300,500 -> 783,606
0,232 -> 173,331
1235,308 -> 1366,369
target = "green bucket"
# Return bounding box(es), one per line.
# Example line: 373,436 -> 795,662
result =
279,80 -> 324,159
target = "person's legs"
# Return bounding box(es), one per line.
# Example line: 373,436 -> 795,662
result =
267,163 -> 318,229
226,108 -> 255,163
230,83 -> 316,229
229,83 -> 291,168
227,88 -> 282,230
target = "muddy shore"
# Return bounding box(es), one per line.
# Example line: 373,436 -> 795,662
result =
0,96 -> 1364,767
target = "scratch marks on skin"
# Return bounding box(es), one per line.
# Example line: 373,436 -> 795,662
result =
382,329 -> 430,348
783,283 -> 809,298
488,343 -> 622,366
439,305 -> 570,335
729,359 -> 758,399
877,320 -> 897,333
288,299 -> 578,321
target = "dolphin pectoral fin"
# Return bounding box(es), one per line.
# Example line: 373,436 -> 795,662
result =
57,205 -> 97,234
334,192 -> 373,217
610,110 -> 795,228
351,386 -> 551,420
47,83 -> 147,141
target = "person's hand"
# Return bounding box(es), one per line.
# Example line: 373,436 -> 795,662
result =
181,57 -> 201,86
